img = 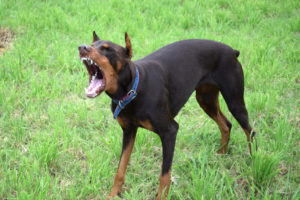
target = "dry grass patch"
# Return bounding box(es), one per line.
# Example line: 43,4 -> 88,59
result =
0,27 -> 14,55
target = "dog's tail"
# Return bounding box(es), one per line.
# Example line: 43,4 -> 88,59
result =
234,49 -> 240,58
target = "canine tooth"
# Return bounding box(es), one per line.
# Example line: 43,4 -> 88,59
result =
87,58 -> 92,65
91,72 -> 97,81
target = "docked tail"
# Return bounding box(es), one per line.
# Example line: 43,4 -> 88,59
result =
234,49 -> 240,57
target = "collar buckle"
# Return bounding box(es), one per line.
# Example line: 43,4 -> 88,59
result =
127,89 -> 137,98
118,100 -> 125,109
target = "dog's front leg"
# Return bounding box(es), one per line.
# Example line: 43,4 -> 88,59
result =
156,121 -> 179,200
107,125 -> 137,199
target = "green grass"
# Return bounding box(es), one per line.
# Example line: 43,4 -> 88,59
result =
0,0 -> 299,199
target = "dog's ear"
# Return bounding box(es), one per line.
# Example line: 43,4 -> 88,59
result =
125,32 -> 132,58
93,31 -> 100,42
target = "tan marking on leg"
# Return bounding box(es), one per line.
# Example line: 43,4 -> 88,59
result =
156,170 -> 171,200
139,120 -> 153,131
108,137 -> 136,199
216,111 -> 231,154
243,128 -> 252,155
196,85 -> 231,154
116,116 -> 126,129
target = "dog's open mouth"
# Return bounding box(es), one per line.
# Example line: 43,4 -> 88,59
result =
80,57 -> 106,98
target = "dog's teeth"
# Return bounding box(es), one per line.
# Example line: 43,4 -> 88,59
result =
80,57 -> 87,62
87,58 -> 91,65
91,74 -> 96,81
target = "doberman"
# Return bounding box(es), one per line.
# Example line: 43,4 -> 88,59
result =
78,32 -> 256,200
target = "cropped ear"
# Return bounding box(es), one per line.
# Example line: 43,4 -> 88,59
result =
93,31 -> 100,42
125,32 -> 132,58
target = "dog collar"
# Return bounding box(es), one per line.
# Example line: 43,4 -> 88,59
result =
112,66 -> 139,119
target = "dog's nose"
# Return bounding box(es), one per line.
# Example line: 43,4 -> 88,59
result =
78,44 -> 91,52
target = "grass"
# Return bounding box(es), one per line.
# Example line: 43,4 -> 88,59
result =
0,0 -> 299,199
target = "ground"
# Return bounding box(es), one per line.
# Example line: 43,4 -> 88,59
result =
0,0 -> 299,199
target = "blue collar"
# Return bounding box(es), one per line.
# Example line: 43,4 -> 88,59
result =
112,66 -> 139,119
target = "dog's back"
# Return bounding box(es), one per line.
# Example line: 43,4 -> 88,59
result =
134,39 -> 241,116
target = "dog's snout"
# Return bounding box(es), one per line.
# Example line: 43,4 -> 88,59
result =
78,45 -> 91,53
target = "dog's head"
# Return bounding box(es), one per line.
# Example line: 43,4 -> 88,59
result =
78,32 -> 132,98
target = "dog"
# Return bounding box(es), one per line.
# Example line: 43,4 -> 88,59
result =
78,32 -> 256,200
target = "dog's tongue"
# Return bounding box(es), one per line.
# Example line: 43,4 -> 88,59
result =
86,78 -> 104,98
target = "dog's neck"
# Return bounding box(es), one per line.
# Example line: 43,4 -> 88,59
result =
106,62 -> 136,100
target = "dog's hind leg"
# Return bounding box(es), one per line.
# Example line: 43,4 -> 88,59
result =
215,60 -> 255,154
196,84 -> 232,154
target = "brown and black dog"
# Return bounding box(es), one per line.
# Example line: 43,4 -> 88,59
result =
78,32 -> 255,200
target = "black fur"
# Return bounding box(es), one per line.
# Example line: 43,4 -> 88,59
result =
79,36 -> 255,198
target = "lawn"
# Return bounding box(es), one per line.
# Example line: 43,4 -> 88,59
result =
0,0 -> 299,199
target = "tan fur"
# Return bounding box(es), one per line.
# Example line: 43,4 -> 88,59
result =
88,48 -> 118,94
139,120 -> 153,131
116,116 -> 126,129
125,32 -> 132,58
107,136 -> 136,199
243,128 -> 253,154
156,170 -> 171,200
116,60 -> 122,72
